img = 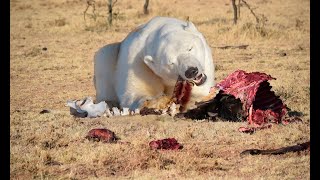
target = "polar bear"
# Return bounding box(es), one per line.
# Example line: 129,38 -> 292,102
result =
94,16 -> 215,111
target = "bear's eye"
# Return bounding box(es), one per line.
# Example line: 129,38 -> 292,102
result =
188,47 -> 193,51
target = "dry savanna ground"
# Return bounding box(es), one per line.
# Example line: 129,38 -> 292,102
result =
10,0 -> 310,179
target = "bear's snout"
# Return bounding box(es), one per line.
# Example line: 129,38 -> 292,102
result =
185,67 -> 199,79
184,66 -> 207,86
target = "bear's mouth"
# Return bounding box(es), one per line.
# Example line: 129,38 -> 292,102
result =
172,76 -> 194,112
192,73 -> 207,86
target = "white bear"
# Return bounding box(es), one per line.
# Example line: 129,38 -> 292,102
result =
94,16 -> 215,110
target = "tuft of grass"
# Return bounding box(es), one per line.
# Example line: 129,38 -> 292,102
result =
51,18 -> 67,27
24,47 -> 42,57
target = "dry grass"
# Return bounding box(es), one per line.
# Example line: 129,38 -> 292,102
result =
10,0 -> 310,179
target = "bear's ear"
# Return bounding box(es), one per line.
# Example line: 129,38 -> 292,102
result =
144,55 -> 155,69
144,55 -> 159,72
184,21 -> 197,32
144,55 -> 153,64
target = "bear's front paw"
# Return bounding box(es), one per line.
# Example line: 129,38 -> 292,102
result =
141,95 -> 174,110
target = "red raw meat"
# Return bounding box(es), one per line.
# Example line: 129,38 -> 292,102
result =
172,76 -> 193,112
176,70 -> 302,133
238,124 -> 272,134
213,70 -> 288,126
86,128 -> 117,143
149,138 -> 183,150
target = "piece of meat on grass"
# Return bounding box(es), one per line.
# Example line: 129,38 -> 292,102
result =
215,70 -> 287,125
149,138 -> 183,150
86,128 -> 117,143
240,141 -> 310,155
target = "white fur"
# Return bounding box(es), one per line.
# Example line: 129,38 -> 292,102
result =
94,16 -> 215,110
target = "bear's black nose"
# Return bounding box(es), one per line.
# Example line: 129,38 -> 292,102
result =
185,67 -> 198,79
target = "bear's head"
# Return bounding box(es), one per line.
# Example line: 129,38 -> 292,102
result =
144,22 -> 209,87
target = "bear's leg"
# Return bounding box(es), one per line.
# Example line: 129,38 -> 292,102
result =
121,94 -> 167,111
94,42 -> 121,105
128,97 -> 147,111
115,65 -> 165,110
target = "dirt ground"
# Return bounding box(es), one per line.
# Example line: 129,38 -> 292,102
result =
10,0 -> 310,179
